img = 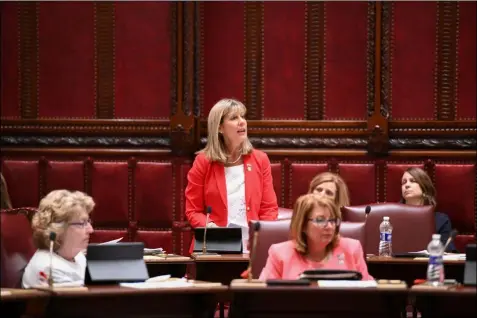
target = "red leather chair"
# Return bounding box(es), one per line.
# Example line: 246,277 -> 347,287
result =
341,203 -> 435,255
277,207 -> 293,220
249,219 -> 366,279
0,208 -> 37,288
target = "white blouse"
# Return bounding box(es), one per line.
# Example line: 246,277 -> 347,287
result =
225,164 -> 249,252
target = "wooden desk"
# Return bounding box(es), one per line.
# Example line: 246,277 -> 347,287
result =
193,254 -> 249,285
410,285 -> 477,318
0,288 -> 49,318
44,283 -> 227,318
367,256 -> 465,286
228,280 -> 408,318
144,254 -> 193,278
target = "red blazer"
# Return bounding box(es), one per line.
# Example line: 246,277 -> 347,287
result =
185,149 -> 278,230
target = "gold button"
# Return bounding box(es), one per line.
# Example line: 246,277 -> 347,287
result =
247,207 -> 250,211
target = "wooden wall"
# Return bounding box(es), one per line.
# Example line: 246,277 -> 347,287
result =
1,2 -> 476,251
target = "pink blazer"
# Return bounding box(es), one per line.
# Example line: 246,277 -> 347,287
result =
259,238 -> 374,281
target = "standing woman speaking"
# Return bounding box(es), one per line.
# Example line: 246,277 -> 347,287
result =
185,98 -> 278,253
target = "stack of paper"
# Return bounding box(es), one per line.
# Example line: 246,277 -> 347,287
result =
144,248 -> 164,255
120,280 -> 192,289
317,280 -> 378,288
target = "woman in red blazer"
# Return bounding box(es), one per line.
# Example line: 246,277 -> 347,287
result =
185,98 -> 278,253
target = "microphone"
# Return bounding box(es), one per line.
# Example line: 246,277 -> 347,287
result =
364,205 -> 371,220
48,231 -> 56,288
194,206 -> 218,256
202,206 -> 212,254
443,229 -> 458,252
246,222 -> 261,282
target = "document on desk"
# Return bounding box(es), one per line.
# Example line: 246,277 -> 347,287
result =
100,237 -> 123,245
228,222 -> 249,254
409,250 -> 466,261
120,280 -> 193,289
317,280 -> 378,288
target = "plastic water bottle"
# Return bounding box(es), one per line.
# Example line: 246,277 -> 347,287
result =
378,216 -> 393,257
426,234 -> 445,286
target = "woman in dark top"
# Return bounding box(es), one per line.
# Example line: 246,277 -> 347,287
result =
401,167 -> 456,252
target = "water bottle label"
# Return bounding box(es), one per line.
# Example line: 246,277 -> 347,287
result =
429,255 -> 443,265
380,232 -> 392,242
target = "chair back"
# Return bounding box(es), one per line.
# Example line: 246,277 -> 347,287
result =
0,209 -> 37,288
277,207 -> 293,220
249,219 -> 367,279
341,203 -> 435,254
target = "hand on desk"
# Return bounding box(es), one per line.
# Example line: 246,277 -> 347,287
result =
207,222 -> 218,228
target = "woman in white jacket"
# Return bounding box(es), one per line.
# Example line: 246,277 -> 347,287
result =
22,190 -> 95,288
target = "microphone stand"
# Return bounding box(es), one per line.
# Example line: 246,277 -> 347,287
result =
246,222 -> 261,282
193,207 -> 218,256
442,230 -> 458,253
48,232 -> 57,288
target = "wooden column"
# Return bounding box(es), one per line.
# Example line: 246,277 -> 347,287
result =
367,1 -> 389,156
170,2 -> 200,156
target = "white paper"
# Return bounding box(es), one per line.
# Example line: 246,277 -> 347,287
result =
99,237 -> 123,245
228,222 -> 249,254
120,280 -> 192,289
443,254 -> 466,261
317,280 -> 378,288
146,275 -> 171,283
144,248 -> 164,255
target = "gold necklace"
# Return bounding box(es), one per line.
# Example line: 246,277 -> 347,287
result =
227,154 -> 242,165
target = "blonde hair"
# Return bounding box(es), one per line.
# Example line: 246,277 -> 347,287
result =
290,194 -> 342,255
200,98 -> 253,163
308,172 -> 350,208
1,173 -> 12,209
31,190 -> 95,251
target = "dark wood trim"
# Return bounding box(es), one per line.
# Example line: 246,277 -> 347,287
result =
367,1 -> 389,156
170,2 -> 200,156
263,149 -> 476,160
1,119 -> 170,136
366,1 -> 376,118
435,1 -> 458,120
18,1 -> 39,119
244,2 -> 264,120
0,148 -> 172,156
170,2 -> 178,116
1,136 -> 171,148
305,2 -> 324,120
94,2 -> 115,119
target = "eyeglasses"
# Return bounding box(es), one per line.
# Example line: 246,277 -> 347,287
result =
308,218 -> 341,228
68,219 -> 92,228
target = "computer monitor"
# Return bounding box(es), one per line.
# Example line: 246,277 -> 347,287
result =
463,243 -> 476,286
85,242 -> 149,285
193,227 -> 242,254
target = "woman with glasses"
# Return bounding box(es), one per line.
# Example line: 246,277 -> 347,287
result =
259,193 -> 372,280
22,190 -> 94,288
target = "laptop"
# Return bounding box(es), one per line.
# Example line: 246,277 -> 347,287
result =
85,242 -> 149,285
463,244 -> 476,286
193,227 -> 242,254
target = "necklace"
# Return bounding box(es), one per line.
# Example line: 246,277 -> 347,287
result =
227,154 -> 242,165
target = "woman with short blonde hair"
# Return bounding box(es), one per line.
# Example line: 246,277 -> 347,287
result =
22,190 -> 95,288
185,98 -> 278,254
259,194 -> 372,280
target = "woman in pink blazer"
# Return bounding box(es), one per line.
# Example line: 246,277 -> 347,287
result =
185,98 -> 278,253
259,194 -> 373,280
